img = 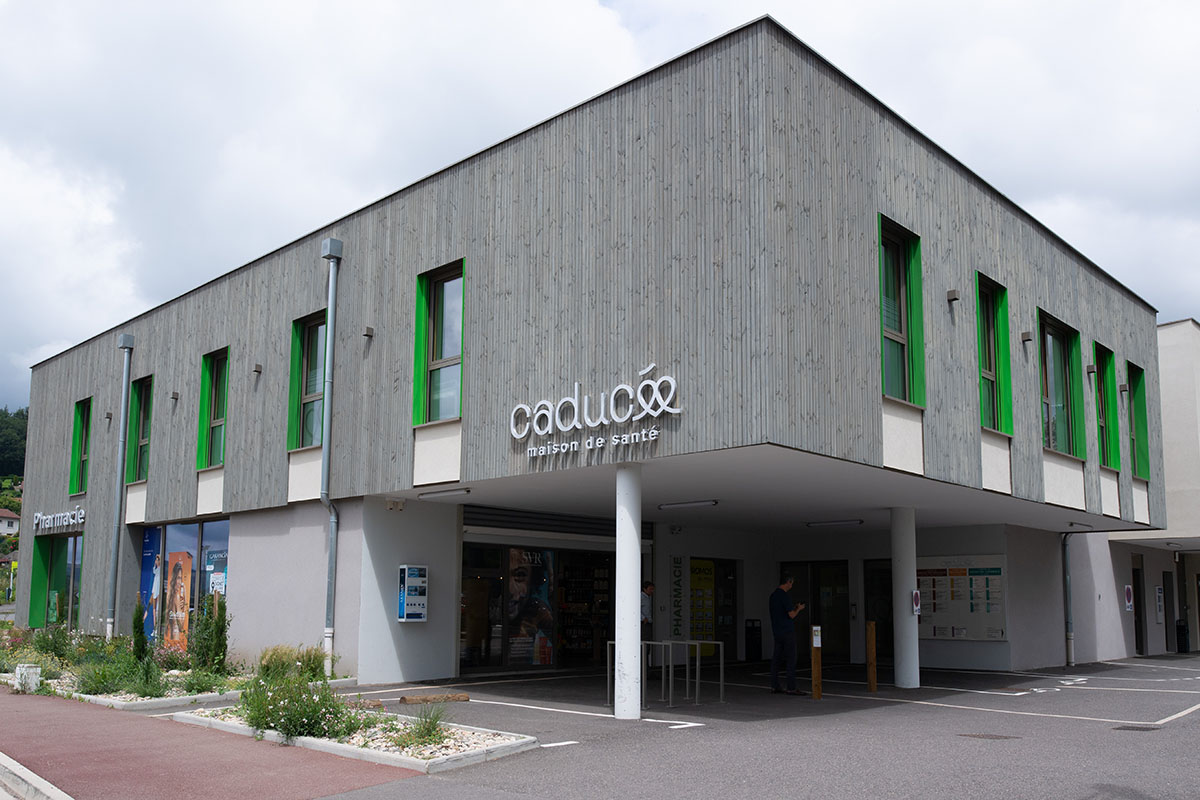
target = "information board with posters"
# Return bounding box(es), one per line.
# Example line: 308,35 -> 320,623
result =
398,565 -> 429,622
916,555 -> 1007,642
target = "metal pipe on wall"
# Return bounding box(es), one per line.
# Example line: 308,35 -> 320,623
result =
105,334 -> 135,641
319,238 -> 343,677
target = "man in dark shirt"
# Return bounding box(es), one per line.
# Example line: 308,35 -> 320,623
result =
769,575 -> 806,695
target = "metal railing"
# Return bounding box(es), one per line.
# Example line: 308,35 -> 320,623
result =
606,638 -> 725,709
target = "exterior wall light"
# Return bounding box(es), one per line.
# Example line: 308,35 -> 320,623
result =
1021,331 -> 1034,344
418,487 -> 471,500
657,500 -> 718,510
946,289 -> 960,303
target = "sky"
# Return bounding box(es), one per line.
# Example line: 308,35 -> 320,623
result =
1,0 -> 1197,412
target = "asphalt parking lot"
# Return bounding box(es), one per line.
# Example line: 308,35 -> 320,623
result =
324,656 -> 1200,800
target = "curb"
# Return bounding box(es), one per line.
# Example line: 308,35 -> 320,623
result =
0,749 -> 74,800
172,711 -> 539,774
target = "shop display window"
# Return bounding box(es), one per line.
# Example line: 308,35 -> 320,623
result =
138,519 -> 229,649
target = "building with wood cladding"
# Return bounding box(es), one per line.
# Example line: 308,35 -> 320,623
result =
15,17 -> 1168,713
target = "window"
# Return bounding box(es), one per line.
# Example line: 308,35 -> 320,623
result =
976,275 -> 1012,433
1094,344 -> 1120,470
126,377 -> 153,483
138,519 -> 229,648
29,533 -> 83,630
1127,361 -> 1150,480
287,314 -> 326,449
878,218 -> 924,404
197,349 -> 229,468
69,397 -> 92,494
414,261 -> 464,423
1038,313 -> 1084,458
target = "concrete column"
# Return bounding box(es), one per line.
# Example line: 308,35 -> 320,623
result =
890,507 -> 919,688
614,463 -> 642,720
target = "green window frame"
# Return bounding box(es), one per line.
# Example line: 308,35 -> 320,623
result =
126,376 -> 153,483
413,260 -> 465,424
878,217 -> 924,405
287,313 -> 327,450
1094,344 -> 1120,470
1038,312 -> 1085,459
197,348 -> 229,469
975,275 -> 1012,433
1127,361 -> 1150,480
69,397 -> 92,494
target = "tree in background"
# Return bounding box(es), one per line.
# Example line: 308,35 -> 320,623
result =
0,408 -> 26,477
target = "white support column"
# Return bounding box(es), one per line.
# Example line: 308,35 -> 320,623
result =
614,463 -> 643,720
891,506 -> 920,689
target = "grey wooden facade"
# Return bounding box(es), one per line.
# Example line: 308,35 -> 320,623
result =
16,18 -> 1164,632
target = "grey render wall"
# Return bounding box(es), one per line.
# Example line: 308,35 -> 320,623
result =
19,18 -> 1166,629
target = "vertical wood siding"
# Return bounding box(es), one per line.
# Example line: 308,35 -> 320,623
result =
20,15 -> 1165,617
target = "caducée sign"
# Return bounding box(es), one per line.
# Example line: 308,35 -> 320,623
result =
511,363 -> 681,458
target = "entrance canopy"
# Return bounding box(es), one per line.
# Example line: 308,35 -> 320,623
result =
403,444 -> 1154,536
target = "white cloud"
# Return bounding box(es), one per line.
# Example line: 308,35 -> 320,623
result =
0,144 -> 146,407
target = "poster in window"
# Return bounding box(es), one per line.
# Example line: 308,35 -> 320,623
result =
205,549 -> 228,597
507,549 -> 554,665
164,552 -> 193,651
138,530 -> 160,641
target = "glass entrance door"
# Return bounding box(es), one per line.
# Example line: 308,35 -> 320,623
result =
45,534 -> 83,631
782,560 -> 850,664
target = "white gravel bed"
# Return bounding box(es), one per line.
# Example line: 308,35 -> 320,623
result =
184,706 -> 538,773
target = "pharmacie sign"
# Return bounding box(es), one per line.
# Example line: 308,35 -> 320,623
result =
510,363 -> 681,459
33,506 -> 86,532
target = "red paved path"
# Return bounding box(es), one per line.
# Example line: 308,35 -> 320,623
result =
0,690 -> 419,799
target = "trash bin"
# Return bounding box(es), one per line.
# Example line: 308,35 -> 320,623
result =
1176,619 -> 1190,654
745,618 -> 762,662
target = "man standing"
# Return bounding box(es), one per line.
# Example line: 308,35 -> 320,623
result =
769,574 -> 806,695
641,581 -> 655,641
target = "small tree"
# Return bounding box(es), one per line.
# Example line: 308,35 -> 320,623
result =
188,593 -> 229,674
132,596 -> 148,662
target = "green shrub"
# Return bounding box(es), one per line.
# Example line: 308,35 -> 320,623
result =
130,656 -> 167,697
71,634 -> 128,666
32,626 -> 71,661
183,669 -> 223,695
2,646 -> 66,680
258,644 -> 326,682
132,597 -> 148,663
388,703 -> 450,749
77,652 -> 138,695
188,594 -> 229,674
238,674 -> 356,743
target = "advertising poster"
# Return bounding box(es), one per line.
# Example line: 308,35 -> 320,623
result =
138,530 -> 160,641
507,549 -> 554,665
690,558 -> 715,655
205,549 -> 228,597
7,561 -> 16,602
164,552 -> 193,651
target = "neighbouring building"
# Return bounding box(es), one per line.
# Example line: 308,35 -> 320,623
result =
15,17 -> 1165,715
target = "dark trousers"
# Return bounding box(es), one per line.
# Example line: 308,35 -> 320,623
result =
771,633 -> 798,691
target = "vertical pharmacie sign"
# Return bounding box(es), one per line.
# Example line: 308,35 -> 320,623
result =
510,363 -> 682,459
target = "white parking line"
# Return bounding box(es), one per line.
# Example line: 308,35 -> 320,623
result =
1154,702 -> 1200,725
540,741 -> 580,748
468,699 -> 704,729
821,692 -> 1150,725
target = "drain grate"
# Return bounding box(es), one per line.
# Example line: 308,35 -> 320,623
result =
958,733 -> 1021,740
1112,725 -> 1160,732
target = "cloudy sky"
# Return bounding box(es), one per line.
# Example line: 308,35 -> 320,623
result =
1,0 -> 1197,411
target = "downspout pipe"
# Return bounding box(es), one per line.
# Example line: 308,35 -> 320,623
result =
1062,532 -> 1075,667
106,334 -> 135,641
319,238 -> 343,677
